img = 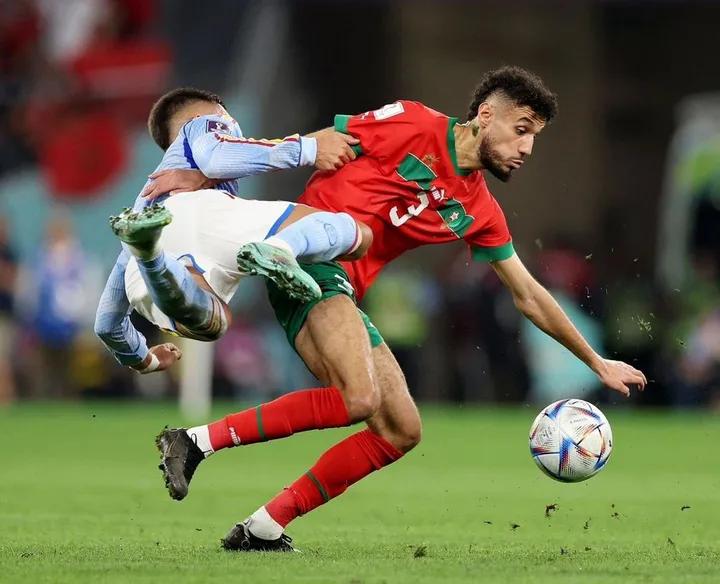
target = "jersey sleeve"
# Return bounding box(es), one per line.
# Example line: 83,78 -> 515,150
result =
333,100 -> 427,169
93,249 -> 149,367
183,115 -> 317,179
465,195 -> 515,262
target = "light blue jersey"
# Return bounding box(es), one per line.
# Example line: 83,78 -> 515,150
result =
95,114 -> 317,366
133,114 -> 317,210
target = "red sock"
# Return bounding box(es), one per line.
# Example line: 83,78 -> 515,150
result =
207,387 -> 350,450
265,429 -> 404,528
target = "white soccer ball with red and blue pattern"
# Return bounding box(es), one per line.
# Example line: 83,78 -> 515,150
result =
529,399 -> 613,483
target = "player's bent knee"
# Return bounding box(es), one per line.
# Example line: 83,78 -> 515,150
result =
175,298 -> 231,342
353,222 -> 374,259
336,222 -> 373,262
174,324 -> 223,342
322,358 -> 380,421
341,382 -> 381,422
396,415 -> 423,453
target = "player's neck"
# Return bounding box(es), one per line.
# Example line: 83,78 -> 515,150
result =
452,123 -> 483,172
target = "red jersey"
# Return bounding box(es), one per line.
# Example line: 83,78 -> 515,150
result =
298,100 -> 514,300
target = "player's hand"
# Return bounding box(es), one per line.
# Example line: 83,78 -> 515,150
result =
150,343 -> 183,371
307,129 -> 360,171
131,343 -> 183,374
142,170 -> 220,201
595,359 -> 647,396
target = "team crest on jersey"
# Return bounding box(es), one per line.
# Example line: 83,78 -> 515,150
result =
438,199 -> 474,238
422,154 -> 438,167
206,120 -> 230,134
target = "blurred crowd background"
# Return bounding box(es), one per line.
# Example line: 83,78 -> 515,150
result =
1,0 -> 720,411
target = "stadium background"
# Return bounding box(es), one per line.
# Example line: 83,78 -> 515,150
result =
2,0 -> 719,411
1,2 -> 719,583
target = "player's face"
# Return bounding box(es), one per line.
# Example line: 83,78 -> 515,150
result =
478,104 -> 545,182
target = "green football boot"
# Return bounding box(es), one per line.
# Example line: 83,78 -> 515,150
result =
109,204 -> 172,256
236,242 -> 321,303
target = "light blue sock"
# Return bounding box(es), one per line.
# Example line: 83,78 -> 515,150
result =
267,212 -> 359,263
137,252 -> 227,338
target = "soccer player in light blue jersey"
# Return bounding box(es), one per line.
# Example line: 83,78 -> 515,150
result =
94,87 -> 372,376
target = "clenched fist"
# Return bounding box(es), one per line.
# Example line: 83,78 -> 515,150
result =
132,343 -> 183,374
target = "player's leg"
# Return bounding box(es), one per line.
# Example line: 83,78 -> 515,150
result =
111,205 -> 229,340
204,294 -> 380,448
225,340 -> 420,551
171,266 -> 234,340
221,304 -> 421,552
364,342 -> 423,452
269,204 -> 372,262
158,292 -> 374,502
235,204 -> 372,296
113,197 -> 360,340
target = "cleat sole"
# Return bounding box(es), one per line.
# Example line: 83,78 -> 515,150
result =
155,428 -> 188,501
110,204 -> 173,248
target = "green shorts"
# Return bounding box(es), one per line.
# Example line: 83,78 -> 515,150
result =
266,261 -> 384,351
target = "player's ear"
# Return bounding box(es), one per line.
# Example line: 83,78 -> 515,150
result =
477,102 -> 493,128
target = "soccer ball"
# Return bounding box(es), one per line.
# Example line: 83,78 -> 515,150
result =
529,398 -> 613,483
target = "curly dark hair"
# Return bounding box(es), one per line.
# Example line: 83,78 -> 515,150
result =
466,66 -> 558,123
148,87 -> 225,150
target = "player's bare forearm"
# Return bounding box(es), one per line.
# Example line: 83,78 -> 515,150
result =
492,254 -> 603,372
491,253 -> 647,395
142,170 -> 217,200
514,282 -> 604,373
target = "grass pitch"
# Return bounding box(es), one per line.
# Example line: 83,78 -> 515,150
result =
0,402 -> 718,583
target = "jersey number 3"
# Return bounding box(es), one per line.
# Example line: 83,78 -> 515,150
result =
390,192 -> 429,227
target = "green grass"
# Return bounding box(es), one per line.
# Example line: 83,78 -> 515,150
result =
0,403 -> 719,583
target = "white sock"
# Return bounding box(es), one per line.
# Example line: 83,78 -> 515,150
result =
247,506 -> 284,540
186,425 -> 214,458
262,236 -> 295,257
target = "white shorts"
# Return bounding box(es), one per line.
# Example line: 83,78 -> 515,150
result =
124,190 -> 294,333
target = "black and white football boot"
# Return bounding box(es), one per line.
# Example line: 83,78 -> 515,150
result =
221,520 -> 298,553
155,427 -> 205,501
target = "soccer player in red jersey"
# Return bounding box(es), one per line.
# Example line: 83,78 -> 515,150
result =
151,67 -> 647,552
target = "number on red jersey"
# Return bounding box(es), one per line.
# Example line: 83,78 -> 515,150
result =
370,102 -> 405,120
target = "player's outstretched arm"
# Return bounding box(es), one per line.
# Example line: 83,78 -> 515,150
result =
189,117 -> 358,178
142,126 -> 359,201
191,132 -> 314,180
490,253 -> 648,396
94,251 -> 151,370
94,254 -> 183,374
